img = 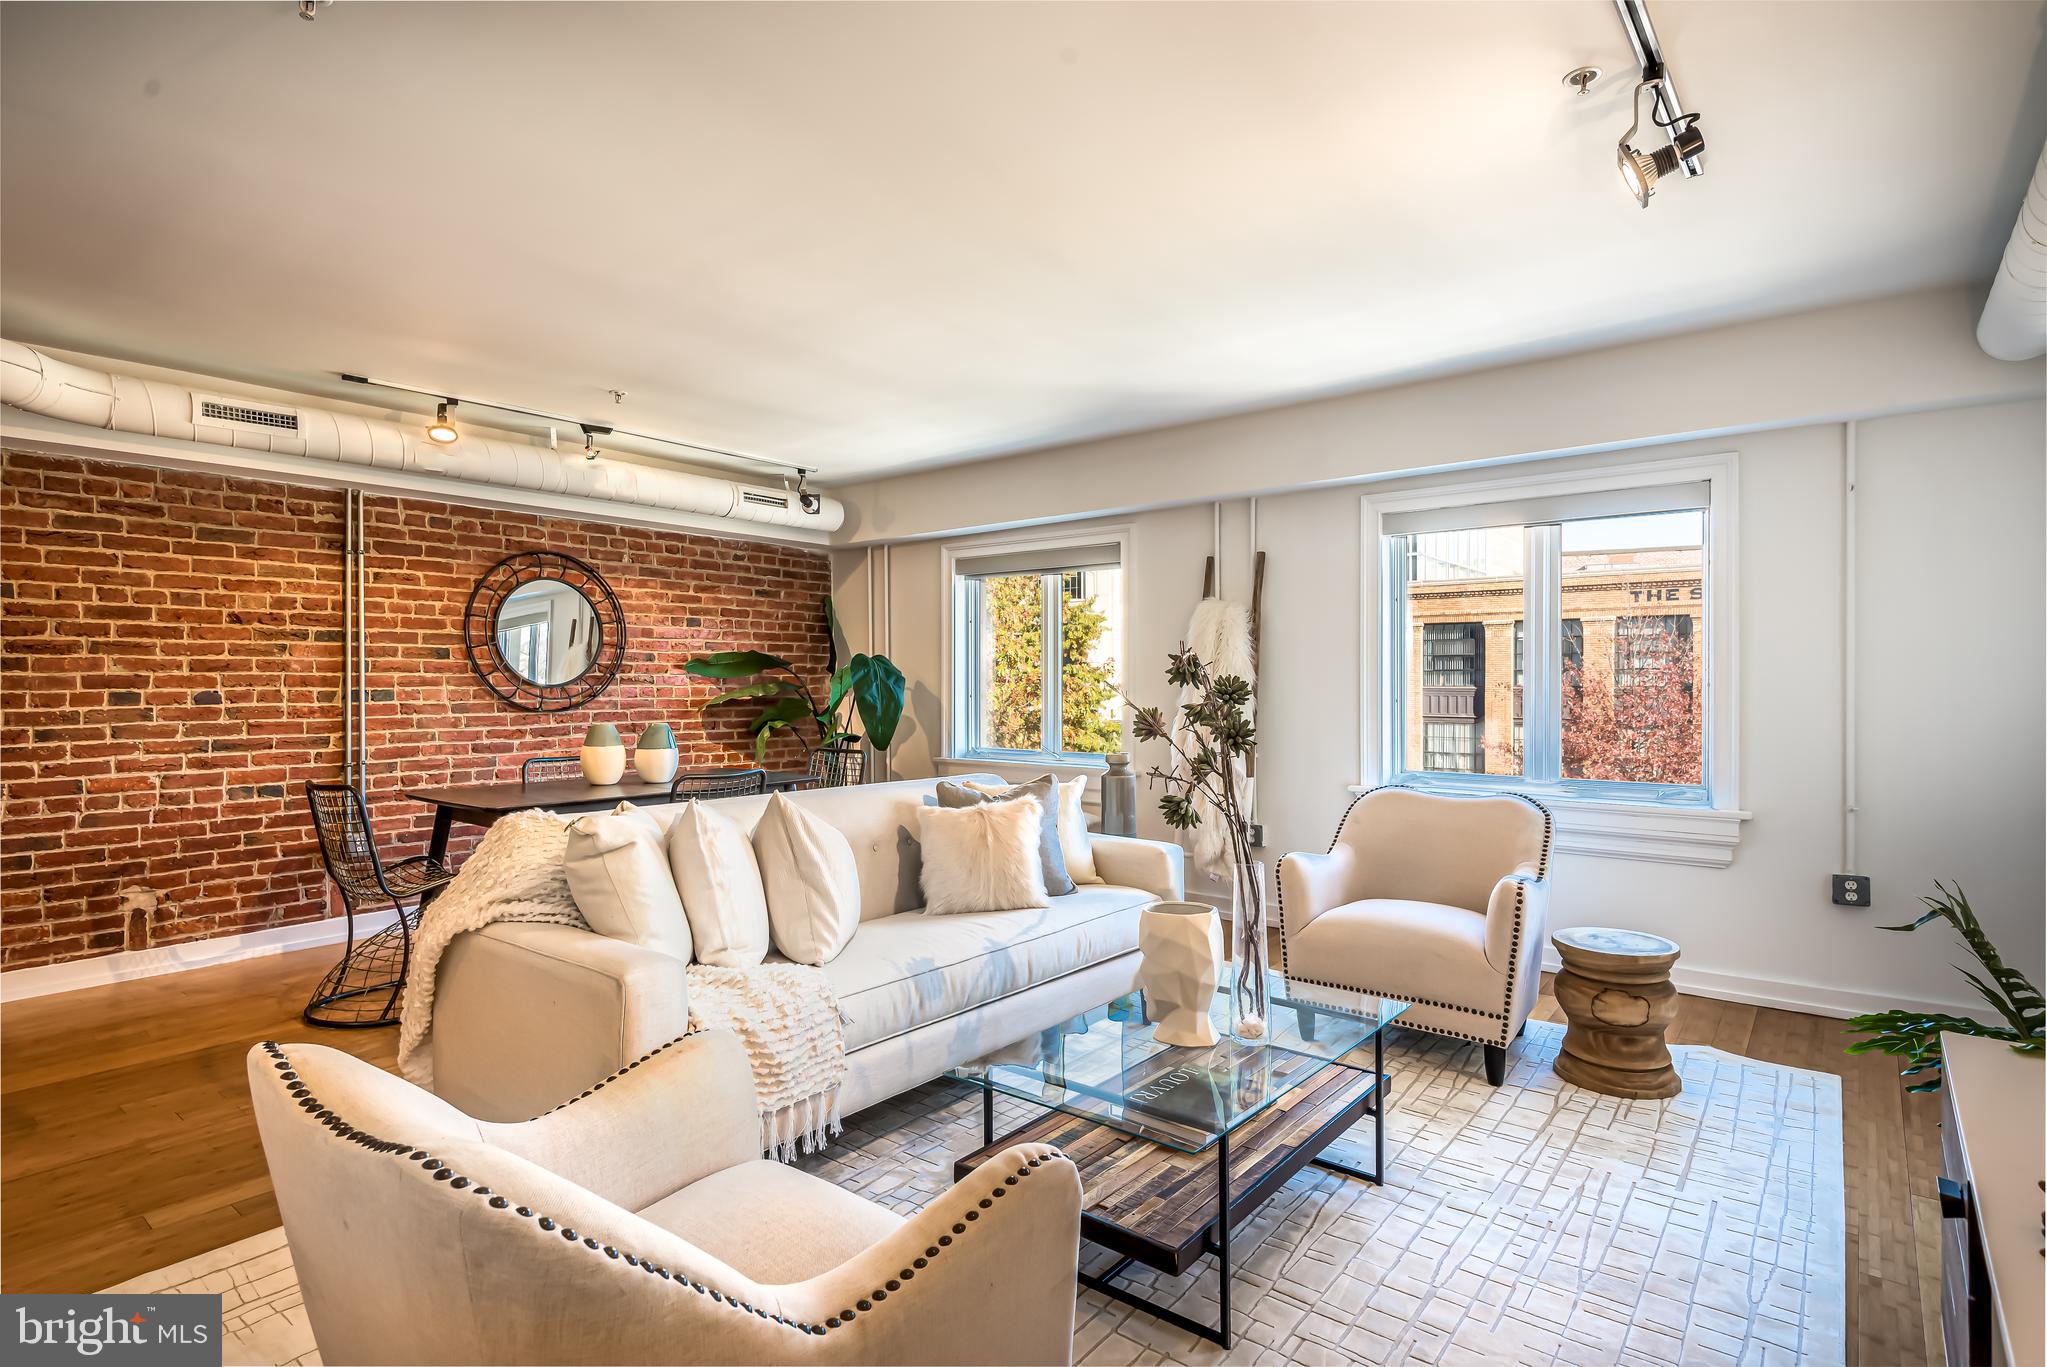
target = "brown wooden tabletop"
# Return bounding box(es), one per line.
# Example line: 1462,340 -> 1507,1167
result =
406,770 -> 814,860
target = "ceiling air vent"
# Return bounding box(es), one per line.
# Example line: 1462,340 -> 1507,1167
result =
197,397 -> 299,432
740,490 -> 790,509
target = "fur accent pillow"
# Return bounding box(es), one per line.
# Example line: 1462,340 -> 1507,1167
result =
563,802 -> 694,962
666,799 -> 771,968
916,797 -> 1050,915
937,775 -> 1075,896
965,775 -> 1101,885
750,792 -> 861,964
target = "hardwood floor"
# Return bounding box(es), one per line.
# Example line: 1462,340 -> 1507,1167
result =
1,949 -> 1943,1365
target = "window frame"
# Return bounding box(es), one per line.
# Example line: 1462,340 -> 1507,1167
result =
1360,453 -> 1740,821
943,526 -> 1131,767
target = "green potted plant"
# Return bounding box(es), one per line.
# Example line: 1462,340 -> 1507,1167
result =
1844,882 -> 2043,1092
685,597 -> 905,765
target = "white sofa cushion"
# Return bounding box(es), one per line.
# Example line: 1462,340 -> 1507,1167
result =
636,1157 -> 903,1283
1285,897 -> 1498,1013
916,798 -> 1049,915
666,799 -> 771,968
562,803 -> 694,963
750,791 -> 861,965
821,885 -> 1152,1051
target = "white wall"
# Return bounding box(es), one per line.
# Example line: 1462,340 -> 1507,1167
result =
834,320 -> 2045,1019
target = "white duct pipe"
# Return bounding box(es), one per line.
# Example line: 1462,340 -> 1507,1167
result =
1977,141 -> 2047,361
0,339 -> 846,531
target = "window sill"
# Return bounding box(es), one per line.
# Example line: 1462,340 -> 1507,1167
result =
1347,782 -> 1749,868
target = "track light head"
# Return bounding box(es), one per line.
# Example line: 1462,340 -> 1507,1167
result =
796,471 -> 822,515
580,423 -> 611,462
1615,78 -> 1704,208
426,400 -> 459,444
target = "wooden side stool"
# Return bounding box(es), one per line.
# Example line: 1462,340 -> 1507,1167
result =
1550,927 -> 1682,1099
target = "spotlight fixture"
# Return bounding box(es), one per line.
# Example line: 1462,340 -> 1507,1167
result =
796,472 -> 822,516
1607,0 -> 1706,210
580,423 -> 611,461
1616,78 -> 1703,208
426,400 -> 460,445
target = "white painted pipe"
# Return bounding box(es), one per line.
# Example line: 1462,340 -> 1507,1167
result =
1841,422 -> 1858,874
1977,141 -> 2047,361
0,339 -> 846,531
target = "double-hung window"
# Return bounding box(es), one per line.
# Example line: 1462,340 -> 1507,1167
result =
949,536 -> 1124,762
1366,455 -> 1736,816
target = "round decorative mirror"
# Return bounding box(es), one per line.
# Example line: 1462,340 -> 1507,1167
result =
463,551 -> 625,711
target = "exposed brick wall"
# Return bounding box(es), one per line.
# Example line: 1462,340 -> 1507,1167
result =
0,450 -> 831,970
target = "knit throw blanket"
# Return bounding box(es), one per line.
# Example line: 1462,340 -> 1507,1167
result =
395,810 -> 846,1158
688,964 -> 846,1158
398,810 -> 583,1088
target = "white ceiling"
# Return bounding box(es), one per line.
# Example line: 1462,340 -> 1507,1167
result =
3,1 -> 2043,484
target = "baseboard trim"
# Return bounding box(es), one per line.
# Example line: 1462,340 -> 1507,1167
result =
1538,951 -> 1985,1022
0,912 -> 394,1003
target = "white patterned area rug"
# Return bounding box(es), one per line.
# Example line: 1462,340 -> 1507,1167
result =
105,1019 -> 1845,1366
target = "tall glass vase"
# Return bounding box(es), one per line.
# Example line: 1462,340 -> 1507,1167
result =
1229,857 -> 1269,1041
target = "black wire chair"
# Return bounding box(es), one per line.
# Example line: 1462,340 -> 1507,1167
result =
302,781 -> 455,1029
806,743 -> 867,789
520,755 -> 583,785
671,768 -> 770,801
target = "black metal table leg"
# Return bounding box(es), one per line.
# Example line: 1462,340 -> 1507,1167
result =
427,805 -> 455,864
1214,1129 -> 1232,1348
981,1078 -> 994,1147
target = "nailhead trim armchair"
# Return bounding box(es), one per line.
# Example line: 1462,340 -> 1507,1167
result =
1277,785 -> 1552,1085
248,1031 -> 1083,1364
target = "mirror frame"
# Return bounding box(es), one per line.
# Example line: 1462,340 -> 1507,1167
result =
462,550 -> 626,712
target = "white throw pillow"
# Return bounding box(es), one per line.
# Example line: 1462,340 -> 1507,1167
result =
666,799 -> 772,968
916,797 -> 1050,915
563,802 -> 694,962
963,775 -> 1101,886
750,792 -> 861,965
1057,776 -> 1102,884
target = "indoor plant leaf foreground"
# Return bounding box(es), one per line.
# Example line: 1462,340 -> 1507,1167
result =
1844,882 -> 2045,1092
685,597 -> 906,762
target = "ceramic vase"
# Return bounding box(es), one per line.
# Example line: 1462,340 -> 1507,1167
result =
579,722 -> 626,786
1100,752 -> 1138,838
634,722 -> 678,783
1138,901 -> 1223,1048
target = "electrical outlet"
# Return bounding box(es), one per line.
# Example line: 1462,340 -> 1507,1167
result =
1831,874 -> 1873,908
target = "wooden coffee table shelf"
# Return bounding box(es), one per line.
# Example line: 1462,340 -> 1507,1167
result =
955,1060 -> 1387,1343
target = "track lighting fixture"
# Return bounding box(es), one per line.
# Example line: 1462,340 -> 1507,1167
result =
426,400 -> 459,445
796,472 -> 822,516
339,372 -> 809,482
1606,0 -> 1706,210
1616,78 -> 1704,208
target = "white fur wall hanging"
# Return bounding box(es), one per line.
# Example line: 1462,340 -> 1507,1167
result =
1172,597 -> 1256,880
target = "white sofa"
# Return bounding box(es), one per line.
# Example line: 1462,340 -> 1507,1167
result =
431,776 -> 1185,1122
251,1029 -> 1084,1364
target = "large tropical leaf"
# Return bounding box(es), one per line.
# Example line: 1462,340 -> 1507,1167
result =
823,596 -> 841,677
683,650 -> 794,680
842,652 -> 905,750
698,680 -> 804,710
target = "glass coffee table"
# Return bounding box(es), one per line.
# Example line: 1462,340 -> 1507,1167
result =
949,970 -> 1406,1348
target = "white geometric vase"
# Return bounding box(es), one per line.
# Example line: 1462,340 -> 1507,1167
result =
1138,901 -> 1223,1048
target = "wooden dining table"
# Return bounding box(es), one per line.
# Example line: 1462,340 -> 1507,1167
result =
406,771 -> 816,862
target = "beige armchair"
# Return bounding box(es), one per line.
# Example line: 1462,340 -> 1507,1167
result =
248,1030 -> 1082,1365
1277,785 -> 1551,1085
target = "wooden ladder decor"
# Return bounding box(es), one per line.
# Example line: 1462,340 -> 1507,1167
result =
1198,550 -> 1266,777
